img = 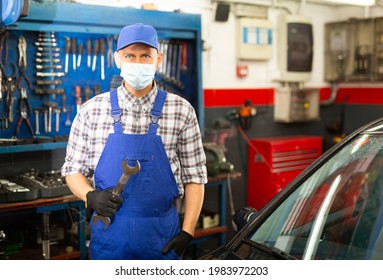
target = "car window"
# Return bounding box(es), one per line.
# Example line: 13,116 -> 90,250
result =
246,134 -> 383,260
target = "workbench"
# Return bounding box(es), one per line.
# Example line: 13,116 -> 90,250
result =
191,171 -> 241,257
0,195 -> 86,259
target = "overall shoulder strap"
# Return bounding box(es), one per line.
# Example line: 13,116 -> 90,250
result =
110,88 -> 123,134
148,88 -> 168,135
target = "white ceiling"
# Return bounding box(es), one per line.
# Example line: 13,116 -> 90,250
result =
211,0 -> 377,7
293,0 -> 375,6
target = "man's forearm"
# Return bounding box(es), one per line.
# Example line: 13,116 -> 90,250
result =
182,182 -> 205,236
65,173 -> 94,202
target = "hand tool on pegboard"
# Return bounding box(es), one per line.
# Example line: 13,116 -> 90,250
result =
175,41 -> 184,90
0,30 -> 9,65
77,41 -> 84,68
71,38 -> 77,71
37,46 -> 60,53
35,31 -> 65,96
36,57 -> 60,64
38,32 -> 55,39
107,35 -> 114,68
0,62 -> 17,124
37,35 -> 56,43
36,52 -> 60,58
36,72 -> 65,78
35,41 -> 58,48
75,85 -> 82,113
61,89 -> 67,111
35,88 -> 64,95
36,64 -> 62,70
36,79 -> 62,86
157,40 -> 164,77
64,37 -> 71,73
170,41 -> 178,84
94,85 -> 101,96
160,40 -> 168,79
43,101 -> 58,133
84,85 -> 91,102
165,40 -> 173,82
87,38 -> 92,68
54,108 -> 61,132
34,108 -> 41,135
15,87 -> 34,138
99,38 -> 106,80
16,36 -> 32,91
181,41 -> 188,73
92,39 -> 99,72
65,111 -> 71,127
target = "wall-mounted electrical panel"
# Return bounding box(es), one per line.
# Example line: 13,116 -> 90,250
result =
236,17 -> 273,61
324,17 -> 383,82
274,86 -> 320,123
277,14 -> 313,82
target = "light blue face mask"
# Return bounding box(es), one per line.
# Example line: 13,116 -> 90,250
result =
120,62 -> 156,90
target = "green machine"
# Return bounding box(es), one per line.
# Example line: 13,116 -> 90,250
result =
203,142 -> 234,177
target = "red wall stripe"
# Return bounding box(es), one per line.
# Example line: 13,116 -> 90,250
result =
335,88 -> 383,104
204,87 -> 383,107
203,88 -> 274,107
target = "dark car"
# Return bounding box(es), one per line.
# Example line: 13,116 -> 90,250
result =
200,117 -> 383,260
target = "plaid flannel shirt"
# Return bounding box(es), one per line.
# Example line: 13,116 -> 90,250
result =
61,84 -> 207,197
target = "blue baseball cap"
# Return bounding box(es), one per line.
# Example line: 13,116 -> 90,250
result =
117,23 -> 159,51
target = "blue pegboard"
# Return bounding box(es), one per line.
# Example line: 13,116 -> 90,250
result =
0,29 -> 121,140
1,1 -> 203,149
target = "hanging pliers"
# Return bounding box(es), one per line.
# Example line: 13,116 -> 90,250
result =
15,87 -> 33,137
0,62 -> 17,122
0,30 -> 9,65
19,87 -> 32,115
17,36 -> 32,90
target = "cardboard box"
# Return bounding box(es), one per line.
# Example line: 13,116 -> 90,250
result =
200,209 -> 219,229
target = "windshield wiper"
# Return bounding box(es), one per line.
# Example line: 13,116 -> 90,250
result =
244,239 -> 298,260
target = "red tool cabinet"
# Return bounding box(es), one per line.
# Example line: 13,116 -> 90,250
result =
247,135 -> 323,210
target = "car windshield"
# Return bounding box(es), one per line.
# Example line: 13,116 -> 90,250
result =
247,130 -> 383,260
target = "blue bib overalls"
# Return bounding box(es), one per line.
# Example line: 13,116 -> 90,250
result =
90,88 -> 181,260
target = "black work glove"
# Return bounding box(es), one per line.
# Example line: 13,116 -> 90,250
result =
86,190 -> 124,218
162,230 -> 193,257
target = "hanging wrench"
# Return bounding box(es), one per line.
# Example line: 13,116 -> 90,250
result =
92,158 -> 140,229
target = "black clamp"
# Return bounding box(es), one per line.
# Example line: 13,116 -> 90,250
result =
150,113 -> 161,126
111,108 -> 122,124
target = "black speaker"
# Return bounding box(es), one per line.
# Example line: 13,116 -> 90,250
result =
215,3 -> 230,22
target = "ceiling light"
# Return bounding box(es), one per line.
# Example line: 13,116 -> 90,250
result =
317,0 -> 375,6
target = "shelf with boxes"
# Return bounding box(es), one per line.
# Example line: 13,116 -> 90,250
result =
191,171 -> 241,254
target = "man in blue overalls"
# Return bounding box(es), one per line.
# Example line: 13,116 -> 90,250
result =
62,23 -> 207,259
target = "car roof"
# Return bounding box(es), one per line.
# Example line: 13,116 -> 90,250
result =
364,118 -> 383,134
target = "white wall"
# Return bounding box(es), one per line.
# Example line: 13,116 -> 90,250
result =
106,0 -> 383,89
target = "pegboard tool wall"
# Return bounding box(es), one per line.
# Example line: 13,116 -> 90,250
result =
0,30 -> 121,140
1,1 -> 203,142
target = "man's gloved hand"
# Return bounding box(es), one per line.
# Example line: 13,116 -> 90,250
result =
86,190 -> 124,217
162,230 -> 193,257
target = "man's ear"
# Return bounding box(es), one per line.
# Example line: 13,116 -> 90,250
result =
156,52 -> 163,70
114,51 -> 121,69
